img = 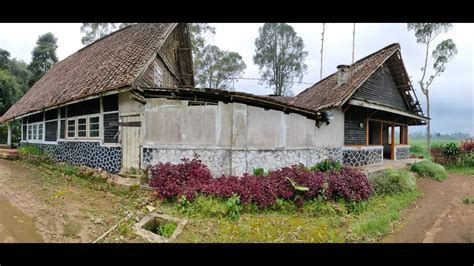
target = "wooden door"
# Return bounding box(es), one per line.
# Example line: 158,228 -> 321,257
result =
121,115 -> 141,171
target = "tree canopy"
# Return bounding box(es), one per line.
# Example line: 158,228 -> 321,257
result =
0,69 -> 22,115
28,32 -> 58,87
80,23 -> 133,45
195,45 -> 246,89
253,23 -> 308,96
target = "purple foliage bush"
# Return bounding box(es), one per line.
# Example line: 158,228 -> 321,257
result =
149,158 -> 373,208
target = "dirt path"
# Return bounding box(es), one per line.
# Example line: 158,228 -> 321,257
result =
383,173 -> 474,243
0,159 -> 141,243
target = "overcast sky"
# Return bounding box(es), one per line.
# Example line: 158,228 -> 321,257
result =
0,23 -> 472,135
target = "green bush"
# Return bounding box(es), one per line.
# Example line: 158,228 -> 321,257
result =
410,161 -> 447,181
370,169 -> 417,195
18,145 -> 43,156
442,143 -> 460,157
253,168 -> 265,176
226,194 -> 242,221
410,144 -> 425,156
311,159 -> 341,172
459,152 -> 474,167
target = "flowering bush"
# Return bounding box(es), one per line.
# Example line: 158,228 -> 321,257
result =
460,139 -> 474,153
149,159 -> 373,209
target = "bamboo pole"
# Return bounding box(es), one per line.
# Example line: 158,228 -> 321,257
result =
320,23 -> 325,81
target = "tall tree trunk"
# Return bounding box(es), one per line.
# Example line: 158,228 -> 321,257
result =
426,92 -> 431,156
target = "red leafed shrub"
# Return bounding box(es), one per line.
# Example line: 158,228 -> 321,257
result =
148,158 -> 213,200
460,139 -> 474,153
327,168 -> 373,201
148,159 -> 373,209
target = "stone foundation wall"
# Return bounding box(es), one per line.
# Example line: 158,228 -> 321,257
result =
342,146 -> 383,166
142,147 -> 342,177
20,141 -> 122,173
395,145 -> 410,160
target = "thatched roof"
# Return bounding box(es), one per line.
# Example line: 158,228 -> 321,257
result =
1,23 -> 186,123
292,43 -> 424,116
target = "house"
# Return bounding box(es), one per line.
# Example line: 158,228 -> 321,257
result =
0,23 -> 427,176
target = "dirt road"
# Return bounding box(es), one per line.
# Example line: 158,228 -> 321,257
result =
383,173 -> 474,243
0,159 -> 139,243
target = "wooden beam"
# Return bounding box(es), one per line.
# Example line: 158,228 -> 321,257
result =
366,118 -> 369,145
391,124 -> 395,160
348,99 -> 428,121
380,122 -> 383,145
368,118 -> 408,126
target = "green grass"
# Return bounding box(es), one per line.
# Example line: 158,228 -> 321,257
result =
409,139 -> 461,159
410,161 -> 448,181
446,166 -> 474,176
156,189 -> 420,243
462,197 -> 474,204
347,189 -> 420,242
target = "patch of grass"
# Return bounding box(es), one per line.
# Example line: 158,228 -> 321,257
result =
370,169 -> 417,195
446,166 -> 474,176
410,161 -> 448,181
63,215 -> 82,238
408,139 -> 461,159
156,222 -> 177,238
462,197 -> 474,204
346,189 -> 421,242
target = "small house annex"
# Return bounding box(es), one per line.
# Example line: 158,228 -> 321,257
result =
0,23 -> 428,176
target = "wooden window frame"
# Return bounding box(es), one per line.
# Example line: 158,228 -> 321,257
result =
66,115 -> 101,140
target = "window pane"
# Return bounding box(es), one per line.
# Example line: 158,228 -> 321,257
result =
33,125 -> 37,140
78,124 -> 87,131
90,124 -> 99,130
67,120 -> 75,138
90,131 -> 99,137
78,131 -> 87,137
89,117 -> 99,124
78,118 -> 86,125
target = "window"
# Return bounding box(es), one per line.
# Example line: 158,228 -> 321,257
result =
77,118 -> 87,137
66,115 -> 100,140
28,125 -> 32,140
154,64 -> 164,87
89,116 -> 100,137
38,124 -> 43,141
67,119 -> 76,138
26,122 -> 44,141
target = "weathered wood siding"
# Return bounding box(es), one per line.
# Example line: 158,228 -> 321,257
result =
136,26 -> 183,88
344,110 -> 366,145
352,64 -> 408,111
136,57 -> 177,88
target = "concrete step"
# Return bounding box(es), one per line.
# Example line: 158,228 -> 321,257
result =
0,149 -> 19,160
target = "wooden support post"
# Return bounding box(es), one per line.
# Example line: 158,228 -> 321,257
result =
366,118 -> 369,145
7,122 -> 12,146
391,124 -> 395,160
380,122 -> 383,145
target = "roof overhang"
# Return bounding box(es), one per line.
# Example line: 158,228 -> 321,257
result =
136,87 -> 327,123
348,99 -> 429,122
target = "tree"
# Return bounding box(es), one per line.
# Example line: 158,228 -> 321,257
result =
188,23 -> 215,57
80,23 -> 133,45
0,48 -> 10,69
407,23 -> 458,155
195,45 -> 246,89
0,69 -> 22,115
28,33 -> 58,87
253,23 -> 308,96
7,58 -> 32,93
